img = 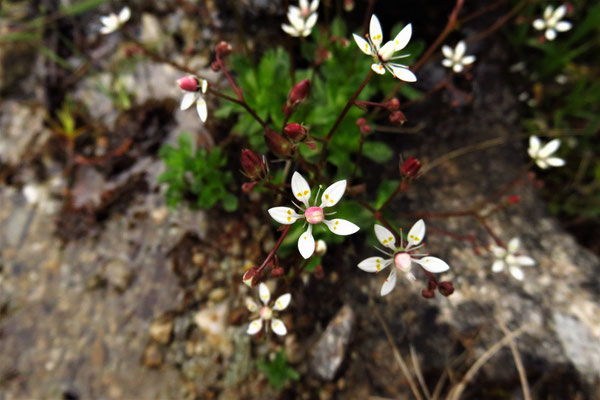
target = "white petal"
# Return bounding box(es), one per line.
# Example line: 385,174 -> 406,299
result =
299,0 -> 309,12
380,268 -> 397,296
515,256 -> 535,266
532,19 -> 546,30
298,225 -> 315,259
371,63 -> 386,74
369,14 -> 384,49
374,224 -> 396,249
320,179 -> 346,208
118,6 -> 131,23
288,6 -> 301,18
393,23 -> 412,51
357,256 -> 392,273
100,15 -> 115,26
546,157 -> 565,167
454,41 -> 466,59
310,0 -> 319,12
509,266 -> 524,281
555,21 -> 572,32
305,12 -> 318,31
100,25 -> 117,34
453,63 -> 464,73
528,135 -> 541,157
291,171 -> 311,207
492,259 -> 506,272
461,55 -> 476,65
490,244 -> 507,258
353,33 -> 372,55
200,79 -> 208,93
288,11 -> 306,31
247,318 -> 263,335
507,238 -> 520,253
552,5 -> 567,21
180,92 -> 196,110
413,256 -> 450,273
407,219 -> 425,248
536,159 -> 549,169
282,23 -> 300,37
388,65 -> 417,82
442,59 -> 453,68
539,139 -> 560,158
442,45 -> 454,59
196,97 -> 208,122
544,5 -> 553,20
378,41 -> 396,61
271,318 -> 288,336
273,293 -> 291,311
259,282 -> 271,304
268,207 -> 301,225
323,218 -> 359,236
246,297 -> 259,312
545,28 -> 557,41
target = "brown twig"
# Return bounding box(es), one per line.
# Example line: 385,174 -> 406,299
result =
496,318 -> 532,400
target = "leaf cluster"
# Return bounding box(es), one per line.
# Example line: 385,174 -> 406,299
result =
256,350 -> 299,390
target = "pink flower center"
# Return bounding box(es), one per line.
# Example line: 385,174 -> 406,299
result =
394,252 -> 412,272
260,306 -> 272,320
304,206 -> 324,224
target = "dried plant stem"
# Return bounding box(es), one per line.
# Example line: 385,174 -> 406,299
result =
372,302 -> 424,400
410,345 -> 432,400
448,325 -> 528,400
496,318 -> 532,400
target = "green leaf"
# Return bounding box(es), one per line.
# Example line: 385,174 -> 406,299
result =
373,180 -> 400,209
257,350 -> 299,390
362,141 -> 394,163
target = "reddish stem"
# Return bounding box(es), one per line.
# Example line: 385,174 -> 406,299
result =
257,225 -> 292,274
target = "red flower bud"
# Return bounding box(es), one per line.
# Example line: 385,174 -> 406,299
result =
507,195 -> 520,204
240,149 -> 266,181
356,118 -> 367,126
287,79 -> 311,107
176,76 -> 199,92
438,281 -> 454,296
265,128 -> 294,158
344,0 -> 355,11
211,61 -> 221,72
284,123 -> 308,142
271,267 -> 285,277
427,279 -> 438,291
242,182 -> 257,193
421,289 -> 435,299
400,157 -> 421,179
389,110 -> 407,125
216,41 -> 232,58
385,98 -> 400,111
242,268 -> 261,287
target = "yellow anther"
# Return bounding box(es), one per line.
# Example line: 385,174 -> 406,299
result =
303,190 -> 309,195
325,194 -> 329,199
297,192 -> 302,197
287,217 -> 291,222
287,210 -> 292,215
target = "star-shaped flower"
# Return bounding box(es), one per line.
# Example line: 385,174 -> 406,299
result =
99,7 -> 131,35
246,283 -> 291,336
358,221 -> 450,296
352,14 -> 416,82
177,76 -> 209,122
282,0 -> 319,37
532,4 -> 572,41
528,136 -> 565,169
490,238 -> 535,281
441,41 -> 476,73
268,172 -> 359,259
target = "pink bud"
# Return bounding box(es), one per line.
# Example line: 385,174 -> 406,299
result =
344,0 -> 355,11
385,98 -> 400,111
211,61 -> 221,72
242,182 -> 257,193
284,123 -> 308,142
176,76 -> 199,92
389,110 -> 407,125
216,41 -> 232,58
421,288 -> 435,299
400,157 -> 421,179
242,268 -> 260,287
271,267 -> 285,277
265,128 -> 294,158
240,149 -> 266,181
287,79 -> 311,107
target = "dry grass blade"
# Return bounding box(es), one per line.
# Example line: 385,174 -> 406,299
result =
371,300 -> 424,400
410,344 -> 432,400
496,318 -> 532,400
447,325 -> 529,400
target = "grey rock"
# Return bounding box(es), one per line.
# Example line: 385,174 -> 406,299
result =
309,305 -> 355,381
104,259 -> 134,291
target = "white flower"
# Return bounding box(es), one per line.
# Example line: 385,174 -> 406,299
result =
528,136 -> 565,169
268,171 -> 359,259
282,0 -> 319,37
532,4 -> 572,41
99,7 -> 131,34
246,283 -> 291,336
352,14 -> 416,82
179,77 -> 208,122
441,41 -> 476,73
490,238 -> 535,281
357,221 -> 450,296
